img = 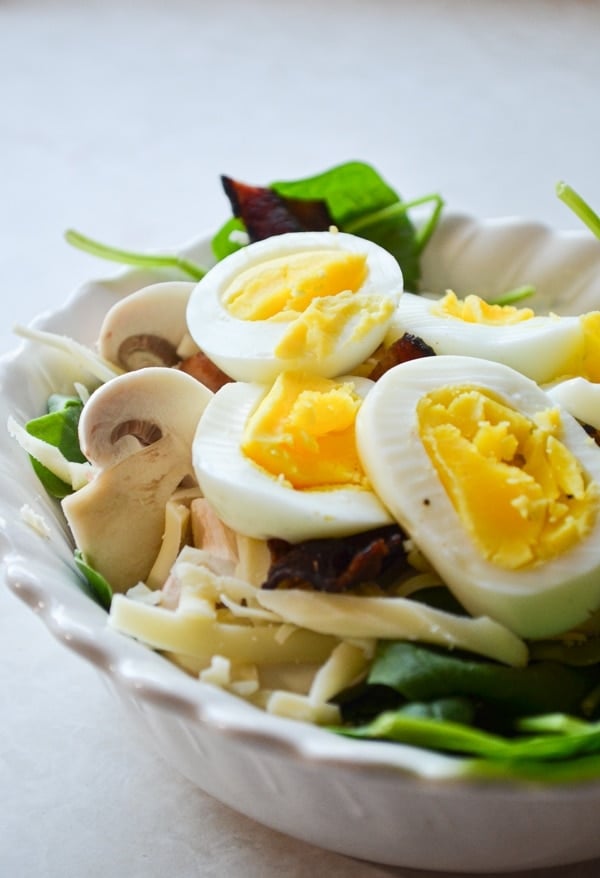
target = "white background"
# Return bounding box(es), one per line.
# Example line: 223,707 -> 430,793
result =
2,1 -> 600,875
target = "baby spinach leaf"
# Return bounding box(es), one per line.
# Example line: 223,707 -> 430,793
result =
26,394 -> 85,498
333,709 -> 600,764
212,216 -> 247,261
389,696 -> 475,725
74,550 -> 113,611
462,749 -> 600,783
334,709 -> 514,758
271,161 -> 400,228
368,641 -> 597,719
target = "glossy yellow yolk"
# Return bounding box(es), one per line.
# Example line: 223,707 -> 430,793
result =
223,250 -> 368,320
417,385 -> 597,569
241,371 -> 368,490
432,291 -> 534,325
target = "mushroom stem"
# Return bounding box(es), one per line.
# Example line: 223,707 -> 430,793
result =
62,434 -> 192,592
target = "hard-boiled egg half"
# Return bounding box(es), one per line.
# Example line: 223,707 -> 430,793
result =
186,230 -> 403,383
387,290 -> 600,386
192,370 -> 393,542
547,377 -> 600,430
356,355 -> 600,639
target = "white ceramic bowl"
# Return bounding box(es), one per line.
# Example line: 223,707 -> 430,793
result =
3,215 -> 600,874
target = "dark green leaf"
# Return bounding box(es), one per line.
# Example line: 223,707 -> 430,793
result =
334,682 -> 404,725
74,550 -> 113,610
26,395 -> 85,498
29,461 -> 71,499
211,216 -> 247,261
390,696 -> 475,725
368,641 -> 597,718
334,709 -> 513,757
333,709 -> 600,763
271,161 -> 400,227
352,212 -> 421,291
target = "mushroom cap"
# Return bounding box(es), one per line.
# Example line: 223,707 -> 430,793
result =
78,366 -> 213,470
98,281 -> 197,370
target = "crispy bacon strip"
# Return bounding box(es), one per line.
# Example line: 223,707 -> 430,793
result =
368,332 -> 435,381
221,176 -> 333,241
278,195 -> 333,232
177,351 -> 233,393
262,525 -> 409,593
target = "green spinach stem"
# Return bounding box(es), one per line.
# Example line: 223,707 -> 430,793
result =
556,182 -> 600,239
64,229 -> 207,280
344,193 -> 445,253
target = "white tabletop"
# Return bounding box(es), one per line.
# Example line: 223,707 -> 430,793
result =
2,1 -> 600,875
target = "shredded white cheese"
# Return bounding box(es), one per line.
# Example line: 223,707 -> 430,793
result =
20,504 -> 52,538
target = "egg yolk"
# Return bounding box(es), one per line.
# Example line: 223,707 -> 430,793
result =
274,289 -> 395,361
222,248 -> 394,364
580,311 -> 600,380
223,249 -> 368,320
432,291 -> 534,325
241,371 -> 368,490
417,385 -> 597,569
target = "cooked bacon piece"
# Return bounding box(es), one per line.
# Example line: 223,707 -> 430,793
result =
262,525 -> 409,593
177,351 -> 233,392
221,175 -> 333,241
369,332 -> 435,381
583,423 -> 600,447
190,498 -> 239,565
277,195 -> 333,232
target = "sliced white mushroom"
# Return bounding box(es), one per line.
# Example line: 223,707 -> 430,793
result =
98,281 -> 198,370
77,365 -> 211,470
62,367 -> 213,592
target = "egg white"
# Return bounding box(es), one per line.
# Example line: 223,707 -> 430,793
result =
192,378 -> 393,542
547,377 -> 600,430
356,354 -> 600,639
186,230 -> 403,384
387,292 -> 583,385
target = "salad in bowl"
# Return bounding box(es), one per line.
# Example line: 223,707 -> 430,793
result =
3,162 -> 600,872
